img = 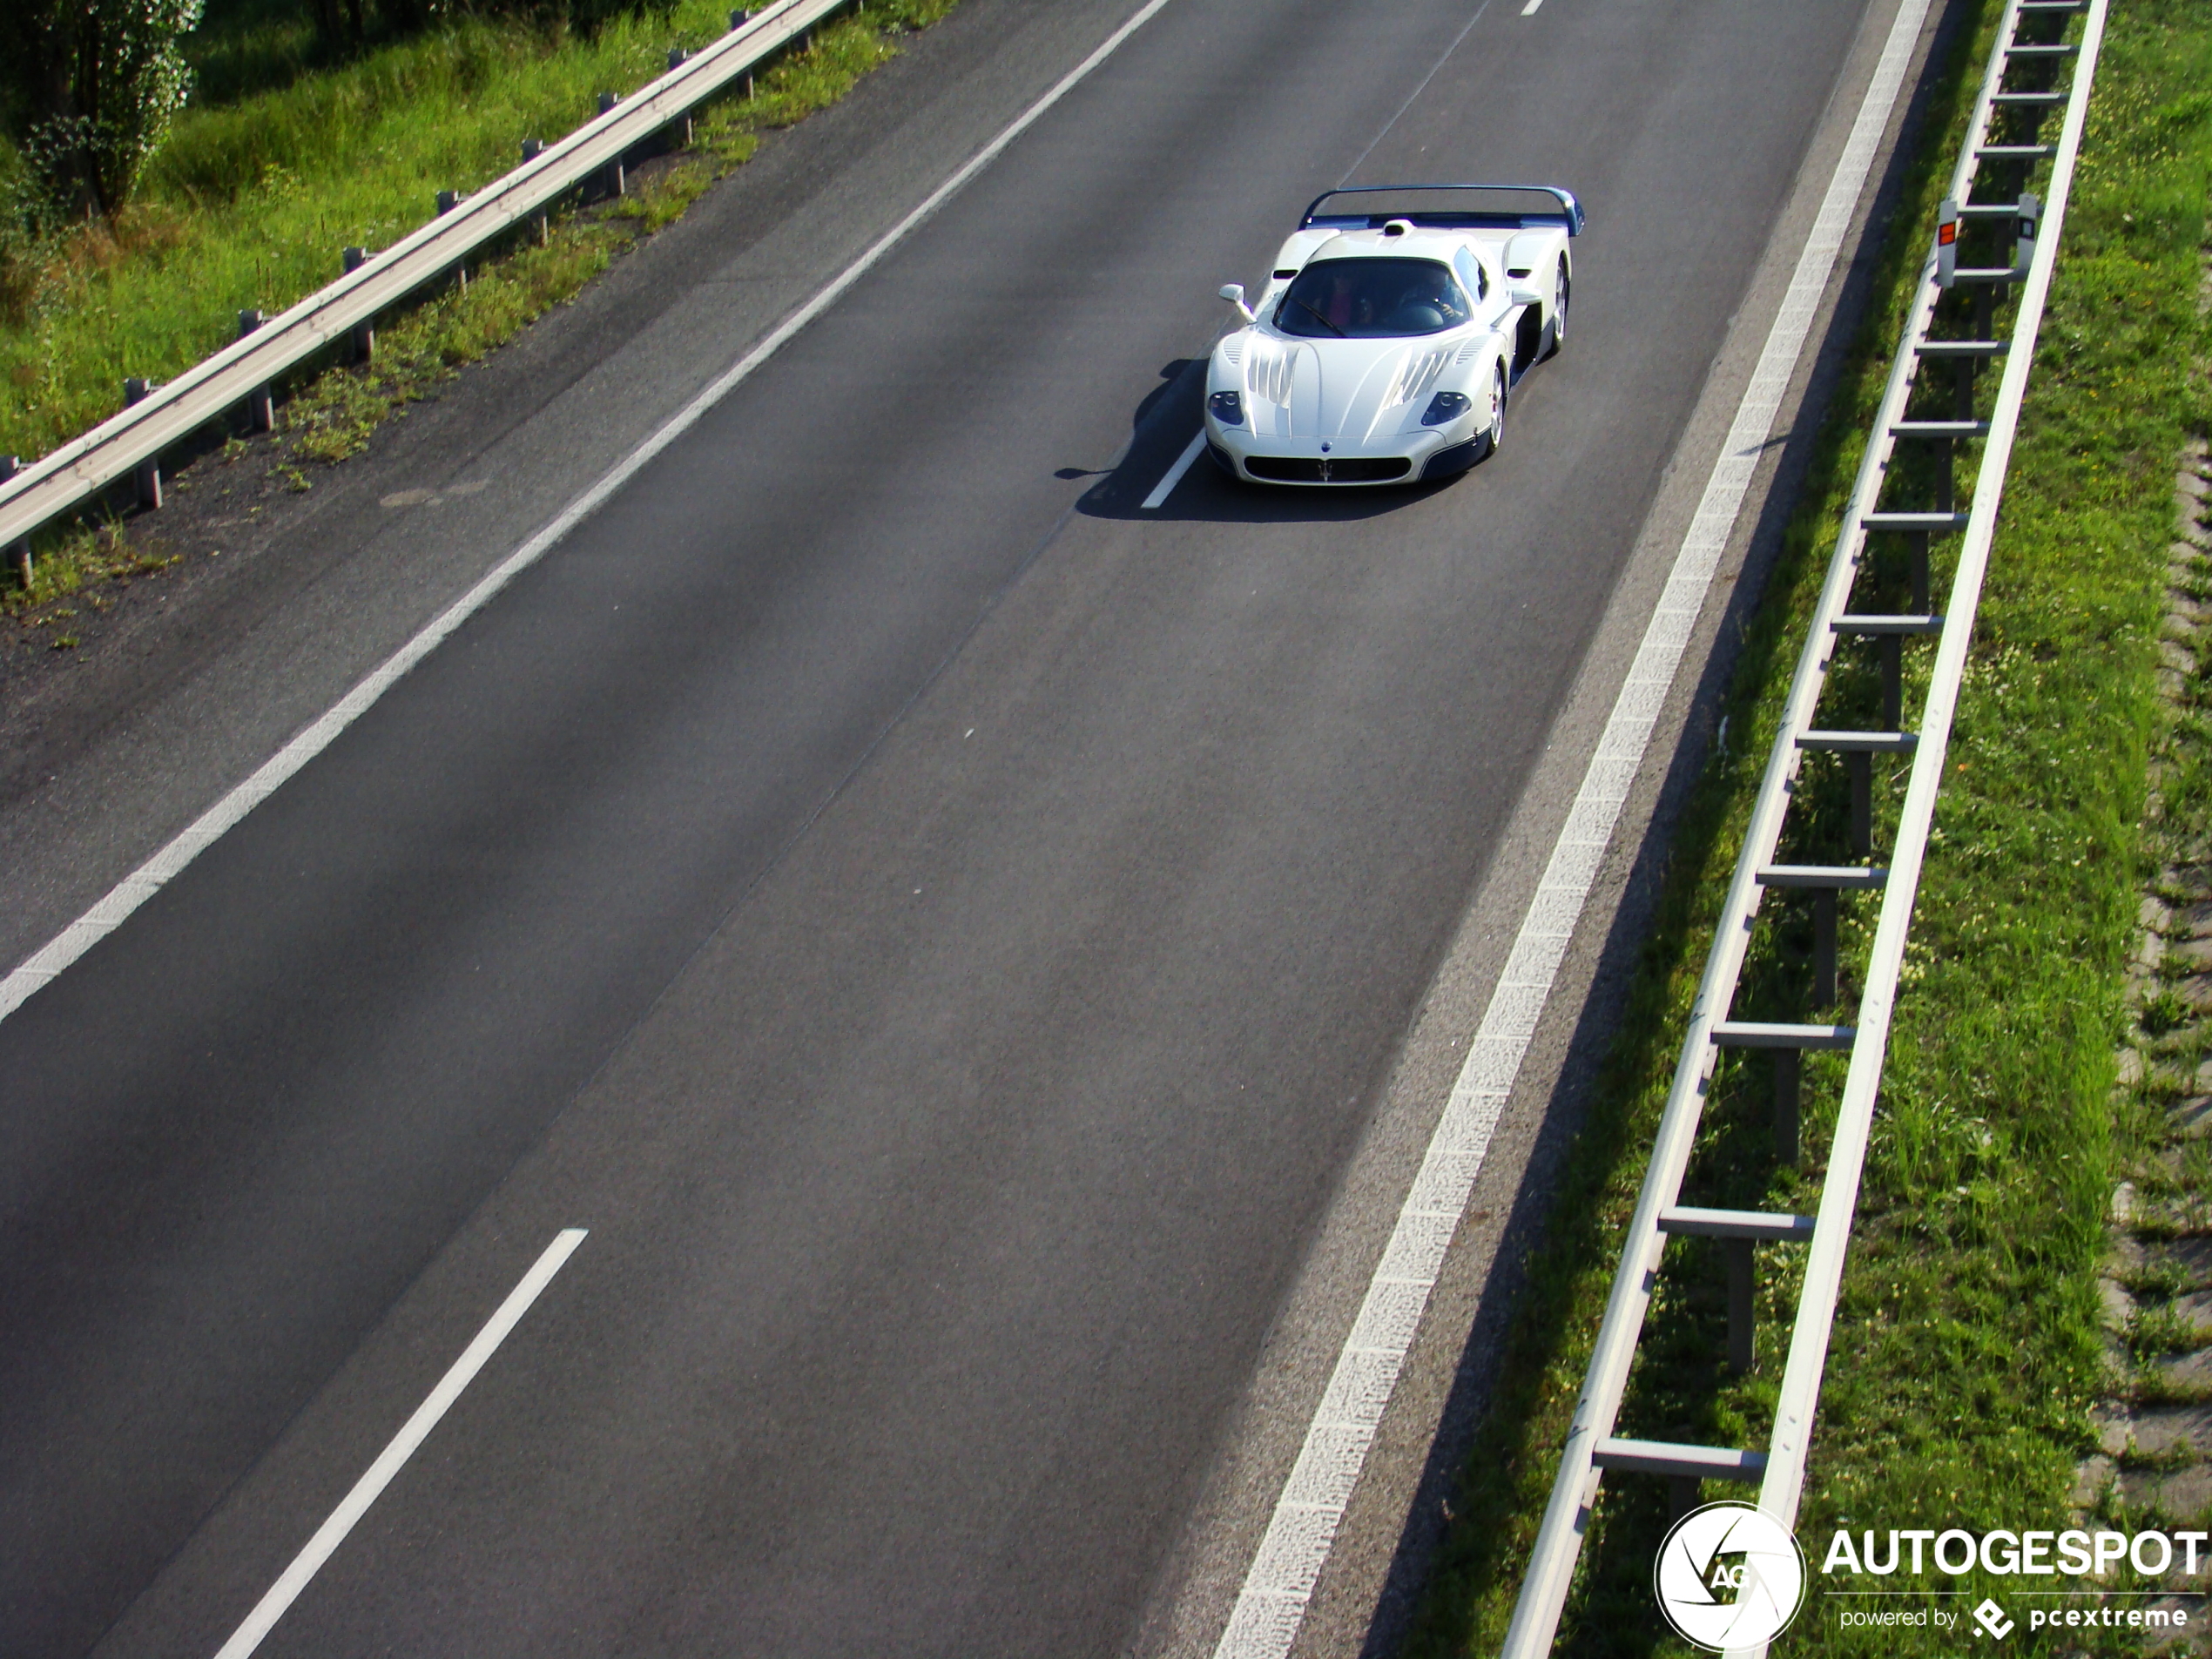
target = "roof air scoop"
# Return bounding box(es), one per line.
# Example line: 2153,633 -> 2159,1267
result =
1381,218 -> 1414,237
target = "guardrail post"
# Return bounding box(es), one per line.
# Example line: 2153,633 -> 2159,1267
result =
122,380 -> 161,509
435,192 -> 469,293
237,311 -> 273,432
1953,345 -> 1979,425
1726,1240 -> 1755,1372
1813,891 -> 1838,1008
1848,752 -> 1873,854
2,456 -> 29,588
520,140 -> 550,244
730,10 -> 756,97
1774,1049 -> 1801,1164
1932,422 -> 1956,522
597,94 -> 626,198
666,50 -> 694,148
342,247 -> 374,362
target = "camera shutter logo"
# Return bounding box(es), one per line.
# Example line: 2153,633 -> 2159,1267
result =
1653,1501 -> 1807,1650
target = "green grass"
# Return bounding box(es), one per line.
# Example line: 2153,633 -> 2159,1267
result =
1399,2 -> 2212,1653
0,0 -> 958,469
0,0 -> 959,614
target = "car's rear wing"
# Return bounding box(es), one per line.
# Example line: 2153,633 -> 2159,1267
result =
1298,184 -> 1585,237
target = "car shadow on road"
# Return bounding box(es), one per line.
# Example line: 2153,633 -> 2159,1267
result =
1068,359 -> 1469,525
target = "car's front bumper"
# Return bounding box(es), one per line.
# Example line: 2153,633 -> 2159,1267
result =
1204,420 -> 1477,486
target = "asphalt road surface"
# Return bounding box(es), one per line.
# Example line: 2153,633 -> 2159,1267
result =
2,0 -> 1894,1653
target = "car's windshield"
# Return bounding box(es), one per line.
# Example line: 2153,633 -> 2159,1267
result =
1274,257 -> 1472,338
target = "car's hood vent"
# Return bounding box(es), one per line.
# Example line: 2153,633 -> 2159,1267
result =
1238,334 -> 1465,440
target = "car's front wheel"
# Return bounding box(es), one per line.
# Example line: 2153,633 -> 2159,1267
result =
1545,259 -> 1568,359
1480,362 -> 1507,461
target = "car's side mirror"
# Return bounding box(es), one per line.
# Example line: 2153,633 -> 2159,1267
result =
1508,284 -> 1544,309
1218,282 -> 1256,323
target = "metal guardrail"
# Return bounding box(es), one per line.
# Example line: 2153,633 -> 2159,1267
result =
0,0 -> 860,564
1499,0 -> 2109,1650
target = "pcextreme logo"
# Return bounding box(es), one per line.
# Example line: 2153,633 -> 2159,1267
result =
1653,1502 -> 1807,1651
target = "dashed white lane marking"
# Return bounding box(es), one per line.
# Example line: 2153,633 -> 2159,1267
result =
1142,431 -> 1208,509
1520,0 -> 1542,15
1207,0 -> 1938,1651
211,1229 -> 588,1659
0,0 -> 1183,1029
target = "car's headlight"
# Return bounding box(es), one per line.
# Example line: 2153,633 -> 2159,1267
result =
1207,390 -> 1244,426
1421,390 -> 1473,427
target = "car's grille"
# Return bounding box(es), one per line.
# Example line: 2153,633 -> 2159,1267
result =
1244,455 -> 1411,483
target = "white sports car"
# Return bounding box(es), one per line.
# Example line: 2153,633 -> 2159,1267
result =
1204,184 -> 1581,485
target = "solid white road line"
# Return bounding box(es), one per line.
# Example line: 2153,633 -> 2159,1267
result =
210,1229 -> 588,1659
0,0 -> 1183,1030
1208,0 -> 1937,1653
1142,431 -> 1208,509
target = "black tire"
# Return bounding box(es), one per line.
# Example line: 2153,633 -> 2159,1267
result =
1543,258 -> 1568,360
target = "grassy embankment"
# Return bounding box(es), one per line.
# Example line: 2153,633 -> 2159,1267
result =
1398,1 -> 2212,1652
0,0 -> 957,610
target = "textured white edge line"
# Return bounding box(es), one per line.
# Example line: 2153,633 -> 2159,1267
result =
1211,0 -> 1935,1653
1142,431 -> 1209,509
210,1228 -> 588,1659
0,0 -> 1180,1029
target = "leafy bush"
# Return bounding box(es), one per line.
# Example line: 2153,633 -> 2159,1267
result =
3,0 -> 206,226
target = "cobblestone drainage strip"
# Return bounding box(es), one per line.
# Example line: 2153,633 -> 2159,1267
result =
2087,428 -> 2212,1647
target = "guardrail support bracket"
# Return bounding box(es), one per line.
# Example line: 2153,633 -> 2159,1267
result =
343,247 -> 375,362
237,311 -> 274,432
122,380 -> 161,509
597,95 -> 628,198
730,9 -> 757,96
435,193 -> 469,293
2,455 -> 28,587
667,51 -> 695,147
521,141 -> 550,243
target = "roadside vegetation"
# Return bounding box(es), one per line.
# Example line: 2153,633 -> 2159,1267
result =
0,0 -> 958,617
1400,1 -> 2212,1652
0,0 -> 957,489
